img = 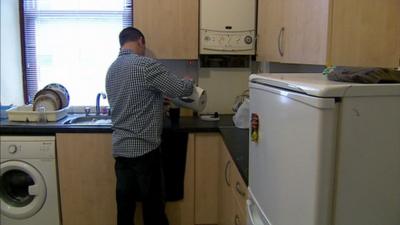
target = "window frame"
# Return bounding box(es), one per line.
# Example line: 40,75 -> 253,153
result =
19,0 -> 133,104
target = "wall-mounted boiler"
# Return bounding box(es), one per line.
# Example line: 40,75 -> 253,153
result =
200,0 -> 256,55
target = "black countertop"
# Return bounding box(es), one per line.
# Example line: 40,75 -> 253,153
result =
0,115 -> 234,134
0,115 -> 249,184
219,127 -> 249,185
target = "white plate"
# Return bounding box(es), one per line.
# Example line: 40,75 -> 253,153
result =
43,83 -> 70,108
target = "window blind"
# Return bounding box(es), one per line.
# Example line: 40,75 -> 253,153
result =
20,0 -> 133,105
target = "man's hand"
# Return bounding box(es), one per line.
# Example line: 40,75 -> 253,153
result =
163,97 -> 171,106
183,75 -> 193,81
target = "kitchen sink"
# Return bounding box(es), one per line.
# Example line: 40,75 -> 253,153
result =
63,115 -> 112,125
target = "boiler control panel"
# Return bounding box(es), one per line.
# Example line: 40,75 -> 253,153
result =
200,29 -> 255,55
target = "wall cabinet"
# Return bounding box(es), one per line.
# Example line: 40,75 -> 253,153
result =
56,133 -> 195,225
257,0 -> 400,68
329,0 -> 400,68
133,0 -> 198,59
257,0 -> 329,65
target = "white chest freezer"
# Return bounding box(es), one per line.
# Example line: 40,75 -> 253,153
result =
247,73 -> 400,225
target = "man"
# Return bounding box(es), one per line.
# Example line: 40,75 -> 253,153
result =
106,27 -> 193,225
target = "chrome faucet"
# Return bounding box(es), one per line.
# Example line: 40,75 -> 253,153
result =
96,92 -> 107,115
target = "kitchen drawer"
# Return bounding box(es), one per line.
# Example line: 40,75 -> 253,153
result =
223,159 -> 248,225
219,140 -> 248,225
230,159 -> 248,214
231,205 -> 247,225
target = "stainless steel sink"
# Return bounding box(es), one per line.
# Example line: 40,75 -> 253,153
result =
64,115 -> 112,125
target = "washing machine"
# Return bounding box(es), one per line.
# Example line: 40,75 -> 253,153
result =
0,136 -> 61,225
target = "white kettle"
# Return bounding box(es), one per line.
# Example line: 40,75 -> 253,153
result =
171,86 -> 207,112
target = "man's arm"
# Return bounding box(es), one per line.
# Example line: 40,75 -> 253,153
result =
144,60 -> 194,98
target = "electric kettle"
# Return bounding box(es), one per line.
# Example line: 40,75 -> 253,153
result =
171,86 -> 207,112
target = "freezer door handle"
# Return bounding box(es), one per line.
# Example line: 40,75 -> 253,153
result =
247,199 -> 271,225
247,199 -> 256,225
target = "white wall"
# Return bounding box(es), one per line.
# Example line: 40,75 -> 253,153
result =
198,68 -> 250,114
1,0 -> 24,106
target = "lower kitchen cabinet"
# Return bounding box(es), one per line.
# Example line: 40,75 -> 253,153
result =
56,133 -> 116,225
56,132 -> 247,225
194,133 -> 248,225
56,133 -> 195,225
219,139 -> 248,225
194,133 -> 221,224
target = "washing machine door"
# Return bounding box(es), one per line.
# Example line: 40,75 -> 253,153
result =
0,160 -> 47,219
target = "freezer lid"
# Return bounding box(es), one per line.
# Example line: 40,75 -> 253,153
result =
250,73 -> 400,97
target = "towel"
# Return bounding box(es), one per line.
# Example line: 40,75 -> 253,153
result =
325,66 -> 400,83
160,131 -> 188,201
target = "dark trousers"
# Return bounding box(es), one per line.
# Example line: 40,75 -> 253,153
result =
115,148 -> 169,225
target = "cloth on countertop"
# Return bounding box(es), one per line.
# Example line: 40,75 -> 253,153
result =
160,131 -> 188,201
324,66 -> 400,83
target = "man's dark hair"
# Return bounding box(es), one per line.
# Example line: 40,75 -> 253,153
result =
119,27 -> 145,47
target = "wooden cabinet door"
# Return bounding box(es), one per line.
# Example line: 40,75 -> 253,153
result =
257,0 -> 329,64
58,133 -> 195,225
194,133 -> 221,224
56,133 -> 115,225
330,0 -> 400,68
133,0 -> 198,59
256,0 -> 283,62
218,141 -> 235,225
219,140 -> 248,225
398,42 -> 400,69
258,0 -> 399,67
231,207 -> 247,225
397,39 -> 400,69
283,0 -> 330,65
230,159 -> 248,215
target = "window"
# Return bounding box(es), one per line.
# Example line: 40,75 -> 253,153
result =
21,0 -> 132,106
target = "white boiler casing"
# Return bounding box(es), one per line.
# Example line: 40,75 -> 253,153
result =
200,0 -> 256,55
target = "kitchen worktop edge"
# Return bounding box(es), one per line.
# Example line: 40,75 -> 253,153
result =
1,115 -> 249,185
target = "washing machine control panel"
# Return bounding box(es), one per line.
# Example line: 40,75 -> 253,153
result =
8,144 -> 18,154
0,136 -> 55,159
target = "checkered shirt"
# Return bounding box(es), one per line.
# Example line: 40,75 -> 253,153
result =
106,49 -> 193,158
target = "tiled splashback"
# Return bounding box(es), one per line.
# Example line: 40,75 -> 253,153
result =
198,67 -> 251,114
159,60 -> 199,83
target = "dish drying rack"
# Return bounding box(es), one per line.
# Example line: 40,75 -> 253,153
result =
7,105 -> 69,122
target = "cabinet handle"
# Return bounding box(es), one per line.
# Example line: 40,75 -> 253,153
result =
234,214 -> 241,225
398,56 -> 400,69
278,27 -> 285,57
225,160 -> 232,186
247,200 -> 257,225
236,181 -> 246,197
